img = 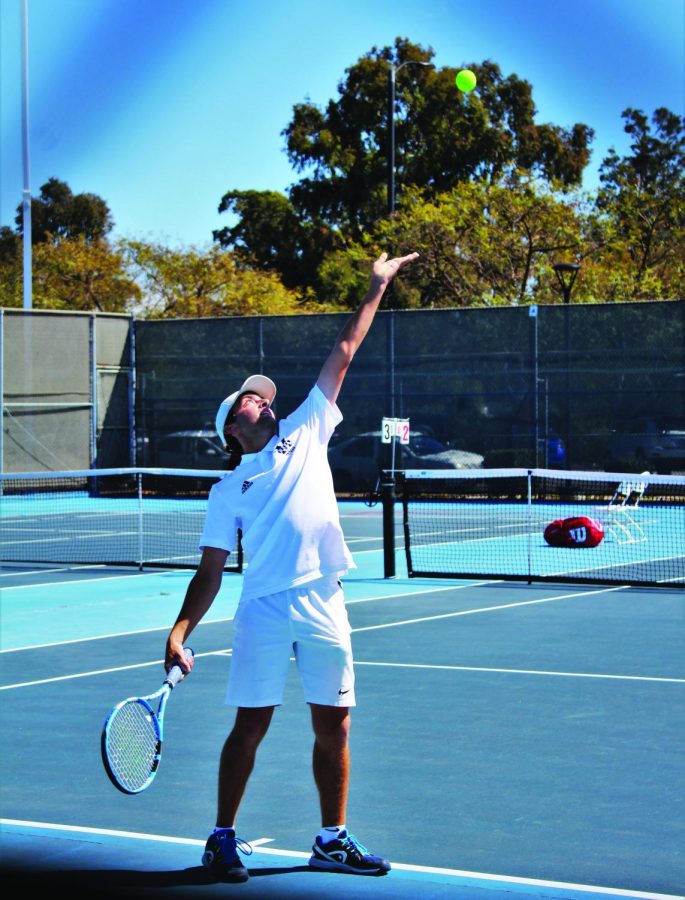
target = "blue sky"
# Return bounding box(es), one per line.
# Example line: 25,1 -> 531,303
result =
1,0 -> 683,249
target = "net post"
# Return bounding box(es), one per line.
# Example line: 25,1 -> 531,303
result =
527,469 -> 533,583
137,471 -> 143,570
381,469 -> 396,578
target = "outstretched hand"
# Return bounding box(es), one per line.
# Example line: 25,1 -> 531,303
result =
371,251 -> 420,288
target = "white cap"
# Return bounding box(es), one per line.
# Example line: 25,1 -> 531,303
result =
215,374 -> 277,440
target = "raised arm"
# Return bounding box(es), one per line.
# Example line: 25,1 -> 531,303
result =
316,251 -> 419,405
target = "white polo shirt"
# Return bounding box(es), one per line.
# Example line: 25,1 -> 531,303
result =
199,384 -> 355,601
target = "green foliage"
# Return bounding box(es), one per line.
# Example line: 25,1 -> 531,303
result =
218,38 -> 593,291
595,108 -> 685,299
213,189 -> 337,289
1,177 -> 128,311
0,236 -> 139,311
14,177 -> 113,245
318,177 -> 590,308
282,40 -> 592,244
2,81 -> 682,316
123,240 -> 314,318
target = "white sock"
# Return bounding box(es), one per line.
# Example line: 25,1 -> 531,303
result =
318,825 -> 345,844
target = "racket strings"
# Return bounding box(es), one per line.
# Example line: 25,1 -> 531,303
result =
106,700 -> 160,792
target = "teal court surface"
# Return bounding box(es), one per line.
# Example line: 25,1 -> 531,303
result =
1,501 -> 684,899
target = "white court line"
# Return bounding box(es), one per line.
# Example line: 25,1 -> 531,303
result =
351,585 -> 631,633
0,648 -> 232,691
0,605 -> 244,653
0,569 -> 189,591
0,581 -> 497,653
0,564 -> 108,578
0,819 -> 680,900
2,623 -> 188,653
354,660 -> 685,685
545,554 -> 685,578
345,579 -> 502,605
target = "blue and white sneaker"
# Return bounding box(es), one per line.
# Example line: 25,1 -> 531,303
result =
309,829 -> 390,876
201,828 -> 252,882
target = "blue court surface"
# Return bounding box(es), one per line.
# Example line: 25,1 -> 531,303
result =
1,501 -> 684,899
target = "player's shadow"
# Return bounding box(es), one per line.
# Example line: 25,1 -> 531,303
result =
2,863 -> 319,897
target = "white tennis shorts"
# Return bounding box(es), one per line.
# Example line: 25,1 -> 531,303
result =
226,574 -> 355,708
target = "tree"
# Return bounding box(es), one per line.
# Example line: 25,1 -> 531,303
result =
596,108 -> 684,299
0,226 -> 20,264
14,177 -> 113,245
317,177 -> 590,309
284,39 -> 592,236
213,190 -> 337,289
217,39 -> 593,291
123,240 -> 333,318
0,236 -> 140,311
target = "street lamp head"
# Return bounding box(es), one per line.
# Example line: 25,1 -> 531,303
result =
392,60 -> 434,79
552,262 -> 580,303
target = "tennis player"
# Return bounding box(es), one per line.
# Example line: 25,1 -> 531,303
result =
165,250 -> 419,883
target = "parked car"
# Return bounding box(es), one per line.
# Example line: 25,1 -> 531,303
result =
327,431 -> 483,492
607,417 -> 685,474
155,430 -> 230,470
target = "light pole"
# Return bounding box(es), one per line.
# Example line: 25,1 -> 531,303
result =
383,59 -> 432,578
553,262 -> 580,467
21,0 -> 32,309
387,60 -> 433,214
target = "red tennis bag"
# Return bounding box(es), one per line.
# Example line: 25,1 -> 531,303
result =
544,516 -> 604,548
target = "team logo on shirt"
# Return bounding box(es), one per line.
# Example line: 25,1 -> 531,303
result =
241,480 -> 253,494
275,437 -> 295,456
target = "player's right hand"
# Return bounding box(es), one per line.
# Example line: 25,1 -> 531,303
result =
165,635 -> 194,676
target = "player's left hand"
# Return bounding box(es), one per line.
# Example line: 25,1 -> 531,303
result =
371,251 -> 419,287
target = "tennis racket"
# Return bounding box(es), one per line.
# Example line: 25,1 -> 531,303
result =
101,647 -> 194,794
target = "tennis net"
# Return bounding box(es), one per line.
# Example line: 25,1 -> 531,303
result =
0,468 -> 242,571
395,468 -> 685,587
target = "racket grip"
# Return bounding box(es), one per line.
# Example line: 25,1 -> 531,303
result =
165,647 -> 194,688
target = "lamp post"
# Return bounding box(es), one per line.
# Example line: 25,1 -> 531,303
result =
21,0 -> 32,309
387,60 -> 433,214
383,59 -> 432,578
553,262 -> 580,467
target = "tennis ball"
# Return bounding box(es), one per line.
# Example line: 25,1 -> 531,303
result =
456,69 -> 477,92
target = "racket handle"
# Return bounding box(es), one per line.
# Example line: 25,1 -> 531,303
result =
165,647 -> 194,688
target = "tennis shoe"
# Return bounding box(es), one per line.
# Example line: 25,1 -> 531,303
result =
309,829 -> 390,876
202,828 -> 251,882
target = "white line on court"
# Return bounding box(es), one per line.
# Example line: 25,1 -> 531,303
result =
0,569 -> 189,591
0,580 -> 493,652
345,579 -> 503,605
0,648 -> 232,691
353,660 -> 685,685
545,554 -> 685,578
0,564 -> 108,578
340,535 -> 383,544
0,819 -> 680,900
0,609 -> 241,653
350,585 -> 631,633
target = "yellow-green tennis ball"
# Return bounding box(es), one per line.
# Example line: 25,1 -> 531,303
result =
456,69 -> 476,92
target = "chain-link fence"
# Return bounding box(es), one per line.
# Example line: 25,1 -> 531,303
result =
3,301 -> 684,482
